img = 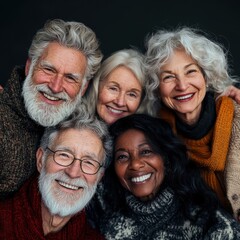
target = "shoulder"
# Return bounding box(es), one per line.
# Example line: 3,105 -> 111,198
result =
230,101 -> 240,145
205,210 -> 240,239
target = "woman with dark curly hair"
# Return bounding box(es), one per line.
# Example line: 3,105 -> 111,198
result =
89,114 -> 240,239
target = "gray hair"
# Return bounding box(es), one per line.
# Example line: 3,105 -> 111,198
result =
28,19 -> 103,87
39,109 -> 113,169
145,26 -> 238,112
84,48 -> 156,117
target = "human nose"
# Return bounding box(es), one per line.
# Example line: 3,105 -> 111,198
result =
175,75 -> 189,91
65,160 -> 83,178
129,156 -> 145,170
48,74 -> 64,93
113,92 -> 126,106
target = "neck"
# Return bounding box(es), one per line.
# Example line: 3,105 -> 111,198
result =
41,202 -> 71,236
176,104 -> 202,126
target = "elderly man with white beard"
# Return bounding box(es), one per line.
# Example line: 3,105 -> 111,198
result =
0,18 -> 103,198
0,113 -> 112,239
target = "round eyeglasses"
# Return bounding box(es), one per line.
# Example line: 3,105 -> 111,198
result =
46,147 -> 103,175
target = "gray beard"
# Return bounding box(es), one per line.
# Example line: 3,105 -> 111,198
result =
38,168 -> 98,217
22,73 -> 82,127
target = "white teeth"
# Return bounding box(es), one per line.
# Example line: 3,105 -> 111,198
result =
43,92 -> 60,101
176,94 -> 193,100
108,107 -> 123,114
131,173 -> 151,183
58,181 -> 79,190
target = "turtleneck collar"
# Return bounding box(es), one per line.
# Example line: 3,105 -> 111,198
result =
125,187 -> 180,226
176,92 -> 216,139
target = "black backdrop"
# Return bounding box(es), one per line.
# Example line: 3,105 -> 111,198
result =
0,0 -> 239,86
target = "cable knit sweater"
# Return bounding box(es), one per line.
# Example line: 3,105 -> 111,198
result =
225,101 -> 240,219
0,66 -> 44,198
97,186 -> 240,240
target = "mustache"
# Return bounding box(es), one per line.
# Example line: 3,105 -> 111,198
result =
42,170 -> 89,189
35,84 -> 70,101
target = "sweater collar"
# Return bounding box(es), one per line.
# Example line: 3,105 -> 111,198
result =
176,92 -> 216,139
125,187 -> 179,226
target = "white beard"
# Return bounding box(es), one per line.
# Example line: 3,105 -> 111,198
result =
22,69 -> 82,127
38,169 -> 98,217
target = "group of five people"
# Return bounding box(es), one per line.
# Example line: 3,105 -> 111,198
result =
1,18 -> 240,239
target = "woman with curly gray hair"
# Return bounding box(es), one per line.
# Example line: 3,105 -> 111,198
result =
145,26 -> 240,221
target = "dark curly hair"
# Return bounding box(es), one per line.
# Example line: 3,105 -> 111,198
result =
103,114 -> 219,219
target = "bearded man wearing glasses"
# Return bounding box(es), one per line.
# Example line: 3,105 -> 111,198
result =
0,113 -> 112,239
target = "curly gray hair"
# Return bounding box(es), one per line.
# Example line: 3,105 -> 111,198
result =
145,26 -> 238,112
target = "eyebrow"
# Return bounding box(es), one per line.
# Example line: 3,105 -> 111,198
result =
40,60 -> 83,80
114,142 -> 149,153
161,63 -> 199,74
114,148 -> 126,154
110,80 -> 142,92
53,146 -> 99,160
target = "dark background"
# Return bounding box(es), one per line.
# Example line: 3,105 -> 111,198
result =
0,0 -> 239,87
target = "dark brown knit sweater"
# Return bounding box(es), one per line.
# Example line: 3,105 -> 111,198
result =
0,66 -> 44,198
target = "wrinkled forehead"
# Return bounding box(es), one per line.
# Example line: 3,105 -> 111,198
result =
51,128 -> 104,160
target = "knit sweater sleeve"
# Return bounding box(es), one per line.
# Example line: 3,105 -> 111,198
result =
0,67 -> 44,199
224,101 -> 240,220
204,210 -> 240,239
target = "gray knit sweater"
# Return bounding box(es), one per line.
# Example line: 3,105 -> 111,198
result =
0,66 -> 44,198
97,187 -> 240,240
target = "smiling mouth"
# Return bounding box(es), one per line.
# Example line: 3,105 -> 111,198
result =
107,106 -> 125,114
57,180 -> 81,190
174,93 -> 194,101
42,92 -> 63,101
131,173 -> 152,183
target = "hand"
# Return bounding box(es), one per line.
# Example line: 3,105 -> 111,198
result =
217,85 -> 240,104
0,85 -> 3,93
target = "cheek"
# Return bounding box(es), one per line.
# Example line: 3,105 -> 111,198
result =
159,85 -> 172,98
98,89 -> 113,105
31,71 -> 47,85
155,166 -> 165,188
114,163 -> 127,182
44,159 -> 63,174
65,85 -> 81,99
127,98 -> 141,112
199,82 -> 207,94
85,175 -> 99,186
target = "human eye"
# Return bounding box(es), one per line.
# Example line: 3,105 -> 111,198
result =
140,148 -> 153,156
186,69 -> 197,75
65,74 -> 80,83
55,151 -> 73,165
108,85 -> 118,91
82,158 -> 97,167
127,91 -> 138,99
81,158 -> 100,172
115,152 -> 129,163
161,74 -> 176,83
41,66 -> 55,75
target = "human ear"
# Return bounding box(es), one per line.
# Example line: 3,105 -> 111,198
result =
25,59 -> 32,76
36,147 -> 44,173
